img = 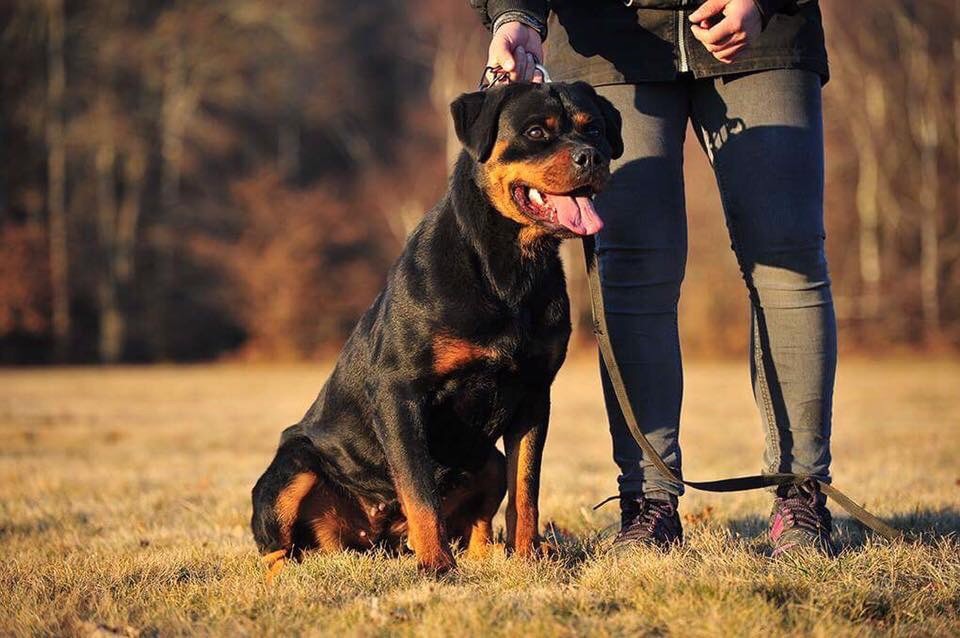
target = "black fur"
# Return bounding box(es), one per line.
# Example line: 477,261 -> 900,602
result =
251,82 -> 622,570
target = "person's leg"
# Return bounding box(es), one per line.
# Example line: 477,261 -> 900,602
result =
593,83 -> 689,505
689,70 -> 836,494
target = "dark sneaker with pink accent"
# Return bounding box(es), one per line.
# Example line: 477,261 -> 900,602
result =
769,480 -> 835,557
612,495 -> 683,551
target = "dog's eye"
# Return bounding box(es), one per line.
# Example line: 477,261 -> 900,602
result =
584,124 -> 602,138
525,125 -> 548,141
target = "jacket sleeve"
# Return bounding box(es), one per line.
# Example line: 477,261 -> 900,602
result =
469,0 -> 549,31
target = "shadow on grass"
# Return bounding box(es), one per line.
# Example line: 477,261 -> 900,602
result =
727,507 -> 960,552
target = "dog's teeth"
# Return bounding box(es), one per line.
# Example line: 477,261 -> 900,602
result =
529,188 -> 545,205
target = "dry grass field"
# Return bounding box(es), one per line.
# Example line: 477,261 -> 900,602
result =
1,357 -> 958,637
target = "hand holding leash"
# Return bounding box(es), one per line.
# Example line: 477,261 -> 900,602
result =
486,20 -> 545,83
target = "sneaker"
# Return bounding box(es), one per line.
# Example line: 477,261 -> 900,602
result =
769,480 -> 836,557
611,495 -> 683,551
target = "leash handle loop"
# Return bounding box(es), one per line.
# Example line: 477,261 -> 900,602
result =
478,63 -> 552,91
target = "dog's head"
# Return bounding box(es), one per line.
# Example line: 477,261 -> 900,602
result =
451,81 -> 622,239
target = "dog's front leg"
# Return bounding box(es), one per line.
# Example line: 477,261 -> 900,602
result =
504,390 -> 550,557
372,384 -> 455,574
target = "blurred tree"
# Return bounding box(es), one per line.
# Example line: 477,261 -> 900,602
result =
45,0 -> 69,359
0,0 -> 956,362
0,0 -> 437,362
823,0 -> 958,346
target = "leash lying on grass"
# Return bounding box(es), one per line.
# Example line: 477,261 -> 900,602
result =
582,235 -> 904,542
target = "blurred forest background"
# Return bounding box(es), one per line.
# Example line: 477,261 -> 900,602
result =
0,1 -> 957,364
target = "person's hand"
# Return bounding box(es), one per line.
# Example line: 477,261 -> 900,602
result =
486,21 -> 545,83
689,0 -> 762,64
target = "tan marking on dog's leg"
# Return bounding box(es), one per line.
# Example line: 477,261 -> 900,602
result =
506,426 -> 546,558
262,549 -> 288,584
398,492 -> 455,573
262,549 -> 287,565
309,512 -> 348,552
265,556 -> 286,583
465,518 -> 494,559
274,472 -> 318,548
446,453 -> 505,561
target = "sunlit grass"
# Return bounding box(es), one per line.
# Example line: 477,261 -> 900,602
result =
1,358 -> 957,636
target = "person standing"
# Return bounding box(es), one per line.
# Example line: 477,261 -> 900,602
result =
469,0 -> 836,555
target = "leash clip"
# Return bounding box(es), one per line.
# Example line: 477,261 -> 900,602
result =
477,63 -> 552,91
534,63 -> 552,83
477,65 -> 510,90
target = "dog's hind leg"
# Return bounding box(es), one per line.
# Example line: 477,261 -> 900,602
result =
252,435 -> 373,581
252,436 -> 317,555
251,436 -> 337,580
444,450 -> 507,560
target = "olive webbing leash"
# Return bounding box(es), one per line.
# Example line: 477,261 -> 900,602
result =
581,235 -> 903,542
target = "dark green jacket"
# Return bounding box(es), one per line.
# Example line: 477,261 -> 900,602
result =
471,0 -> 828,85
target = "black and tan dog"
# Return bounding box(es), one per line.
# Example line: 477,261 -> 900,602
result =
251,81 -> 623,575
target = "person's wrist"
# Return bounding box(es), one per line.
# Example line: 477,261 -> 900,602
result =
492,10 -> 547,42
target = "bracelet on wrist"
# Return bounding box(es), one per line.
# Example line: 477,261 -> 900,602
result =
492,10 -> 547,42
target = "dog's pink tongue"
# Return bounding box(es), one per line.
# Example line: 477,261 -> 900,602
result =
543,194 -> 604,235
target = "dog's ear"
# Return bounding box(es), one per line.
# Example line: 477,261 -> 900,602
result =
569,81 -> 624,160
450,86 -> 516,163
593,93 -> 624,160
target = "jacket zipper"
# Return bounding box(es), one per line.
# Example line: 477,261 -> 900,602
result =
677,8 -> 689,73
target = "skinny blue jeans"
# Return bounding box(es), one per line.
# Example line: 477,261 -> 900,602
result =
594,70 -> 836,501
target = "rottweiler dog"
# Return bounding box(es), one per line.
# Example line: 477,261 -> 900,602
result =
251,81 -> 623,575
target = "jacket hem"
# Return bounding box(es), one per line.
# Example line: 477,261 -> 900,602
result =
551,57 -> 829,87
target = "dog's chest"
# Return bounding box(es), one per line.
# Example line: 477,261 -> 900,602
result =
432,299 -> 567,377
430,299 -> 568,433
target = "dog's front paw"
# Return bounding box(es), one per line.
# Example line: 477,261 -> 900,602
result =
261,549 -> 288,584
509,536 -> 556,560
417,547 -> 457,575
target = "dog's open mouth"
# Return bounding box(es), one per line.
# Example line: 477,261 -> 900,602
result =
512,184 -> 604,236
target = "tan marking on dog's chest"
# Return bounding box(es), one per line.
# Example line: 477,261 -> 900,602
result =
432,334 -> 499,375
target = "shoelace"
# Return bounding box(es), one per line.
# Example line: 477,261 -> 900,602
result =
775,483 -> 828,534
618,499 -> 676,542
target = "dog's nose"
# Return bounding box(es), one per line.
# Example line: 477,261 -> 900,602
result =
572,147 -> 601,169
